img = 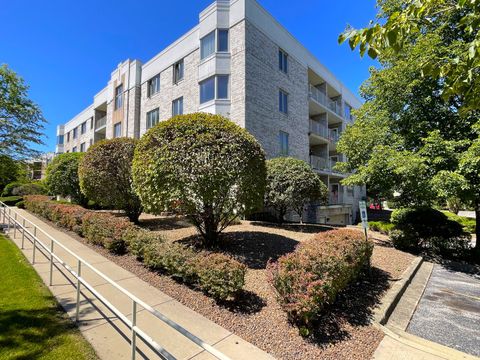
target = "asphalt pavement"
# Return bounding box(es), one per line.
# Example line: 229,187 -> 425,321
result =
407,262 -> 480,357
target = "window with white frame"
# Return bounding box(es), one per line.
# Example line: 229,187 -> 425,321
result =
279,89 -> 288,114
148,75 -> 160,97
66,132 -> 70,142
113,122 -> 122,138
199,75 -> 230,104
81,121 -> 86,134
217,29 -> 229,52
146,108 -> 159,129
115,84 -> 123,110
73,127 -> 78,139
80,142 -> 86,152
172,97 -> 183,116
173,59 -> 184,84
200,31 -> 216,60
279,49 -> 288,73
279,131 -> 289,156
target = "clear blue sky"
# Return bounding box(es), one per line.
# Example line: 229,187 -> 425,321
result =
1,0 -> 378,153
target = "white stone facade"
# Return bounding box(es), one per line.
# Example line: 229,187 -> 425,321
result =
56,0 -> 366,225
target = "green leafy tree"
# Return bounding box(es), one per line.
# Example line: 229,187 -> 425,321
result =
45,153 -> 87,206
132,113 -> 266,246
79,138 -> 142,223
339,0 -> 480,111
0,64 -> 46,158
337,0 -> 480,257
0,155 -> 19,192
265,157 -> 328,223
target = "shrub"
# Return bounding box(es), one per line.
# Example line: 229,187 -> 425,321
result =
391,207 -> 471,255
369,221 -> 394,235
81,212 -> 135,254
196,253 -> 246,300
79,138 -> 143,223
443,211 -> 476,234
265,157 -> 328,223
0,196 -> 23,206
11,182 -> 47,196
132,113 -> 266,246
2,181 -> 26,196
45,153 -> 88,206
16,200 -> 25,209
269,229 -> 373,332
123,228 -> 165,260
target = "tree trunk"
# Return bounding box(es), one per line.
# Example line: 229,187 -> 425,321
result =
202,205 -> 218,247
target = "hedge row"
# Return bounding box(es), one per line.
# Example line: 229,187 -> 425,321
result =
268,229 -> 373,334
23,195 -> 246,300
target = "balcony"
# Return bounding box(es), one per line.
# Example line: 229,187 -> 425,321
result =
309,85 -> 343,118
310,120 -> 341,144
95,116 -> 107,130
310,155 -> 344,175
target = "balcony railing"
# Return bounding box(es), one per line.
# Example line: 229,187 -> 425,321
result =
309,120 -> 329,139
95,116 -> 107,130
309,85 -> 344,118
310,155 -> 343,174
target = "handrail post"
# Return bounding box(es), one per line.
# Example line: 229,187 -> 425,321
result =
7,208 -> 11,231
21,219 -> 25,249
13,213 -> 17,238
32,226 -> 37,264
131,300 -> 137,360
75,260 -> 82,322
49,240 -> 54,286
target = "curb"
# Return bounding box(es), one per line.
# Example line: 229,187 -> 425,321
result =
374,256 -> 423,325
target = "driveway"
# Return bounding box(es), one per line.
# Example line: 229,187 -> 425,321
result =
407,262 -> 480,357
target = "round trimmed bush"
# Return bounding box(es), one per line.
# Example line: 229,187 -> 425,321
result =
45,153 -> 87,206
132,113 -> 266,245
79,138 -> 142,223
265,157 -> 328,222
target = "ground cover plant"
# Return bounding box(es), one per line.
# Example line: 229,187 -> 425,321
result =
368,221 -> 394,235
0,234 -> 97,360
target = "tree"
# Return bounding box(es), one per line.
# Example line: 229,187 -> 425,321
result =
337,0 -> 480,257
79,138 -> 142,223
0,64 -> 46,158
45,153 -> 87,206
265,157 -> 328,223
0,155 -> 19,192
339,0 -> 480,112
132,113 -> 266,246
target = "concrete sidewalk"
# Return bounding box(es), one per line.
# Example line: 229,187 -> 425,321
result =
3,208 -> 274,360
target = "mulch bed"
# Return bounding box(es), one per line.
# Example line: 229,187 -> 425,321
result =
33,212 -> 416,360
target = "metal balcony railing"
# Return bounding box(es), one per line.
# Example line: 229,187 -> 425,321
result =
309,120 -> 329,139
308,85 -> 344,118
95,116 -> 107,130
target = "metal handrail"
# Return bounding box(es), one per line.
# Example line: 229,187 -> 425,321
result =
0,202 -> 231,360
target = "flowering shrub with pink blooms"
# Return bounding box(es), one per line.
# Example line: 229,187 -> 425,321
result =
268,229 -> 373,333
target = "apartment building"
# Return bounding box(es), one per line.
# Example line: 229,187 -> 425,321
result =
56,0 -> 366,225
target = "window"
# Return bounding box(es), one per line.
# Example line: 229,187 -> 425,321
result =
172,97 -> 183,116
200,75 -> 230,104
279,49 -> 288,73
81,121 -> 87,134
72,146 -> 77,153
57,135 -> 64,145
344,103 -> 352,120
148,75 -> 160,97
146,108 -> 159,129
89,139 -> 93,146
115,84 -> 123,110
113,122 -> 122,138
200,77 -> 215,104
279,131 -> 289,156
217,29 -> 229,52
217,75 -> 229,99
73,127 -> 78,139
80,142 -> 86,152
279,89 -> 288,114
173,59 -> 184,84
347,186 -> 354,197
201,31 -> 216,60
66,132 -> 70,142
90,117 -> 94,129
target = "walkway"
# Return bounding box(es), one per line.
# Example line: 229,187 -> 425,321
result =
3,208 -> 274,360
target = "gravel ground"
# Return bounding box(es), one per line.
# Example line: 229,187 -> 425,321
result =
36,213 -> 416,360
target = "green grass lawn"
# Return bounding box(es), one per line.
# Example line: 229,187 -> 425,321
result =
0,234 -> 97,360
